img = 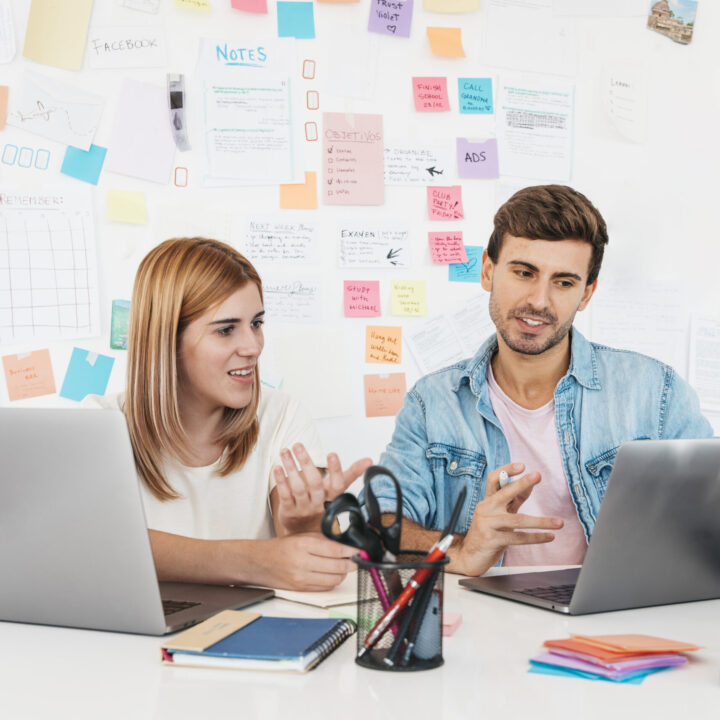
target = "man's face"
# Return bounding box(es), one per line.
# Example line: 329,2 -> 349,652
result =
481,235 -> 597,356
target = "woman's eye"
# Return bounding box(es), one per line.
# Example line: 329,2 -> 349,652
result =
217,325 -> 234,336
251,319 -> 265,329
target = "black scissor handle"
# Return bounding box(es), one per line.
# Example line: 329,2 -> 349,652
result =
321,493 -> 384,561
363,465 -> 403,556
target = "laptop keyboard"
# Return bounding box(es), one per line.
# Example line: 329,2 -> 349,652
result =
162,599 -> 201,617
516,583 -> 575,605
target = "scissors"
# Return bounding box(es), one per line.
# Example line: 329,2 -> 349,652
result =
320,464 -> 403,561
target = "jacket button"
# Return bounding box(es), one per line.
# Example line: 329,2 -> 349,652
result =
449,460 -> 458,470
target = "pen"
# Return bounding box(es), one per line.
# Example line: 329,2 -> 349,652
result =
499,469 -> 510,488
359,549 -> 399,637
358,533 -> 453,658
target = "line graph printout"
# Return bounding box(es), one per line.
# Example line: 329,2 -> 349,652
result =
0,189 -> 100,343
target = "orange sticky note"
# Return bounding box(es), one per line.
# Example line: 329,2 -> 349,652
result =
428,232 -> 468,264
366,326 -> 402,364
2,350 -> 56,401
426,27 -> 465,58
0,86 -> 7,131
413,77 -> 450,112
364,373 -> 406,417
279,171 -> 318,209
571,634 -> 701,654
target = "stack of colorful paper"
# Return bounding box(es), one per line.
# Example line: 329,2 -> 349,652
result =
529,634 -> 700,684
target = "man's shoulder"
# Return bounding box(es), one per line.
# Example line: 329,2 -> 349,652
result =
410,358 -> 476,398
590,341 -> 672,378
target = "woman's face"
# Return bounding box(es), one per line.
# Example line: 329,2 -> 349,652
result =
177,284 -> 265,415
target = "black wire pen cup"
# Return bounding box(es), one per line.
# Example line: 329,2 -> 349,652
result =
354,551 -> 447,672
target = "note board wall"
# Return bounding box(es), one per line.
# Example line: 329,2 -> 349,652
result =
1,0 -> 718,472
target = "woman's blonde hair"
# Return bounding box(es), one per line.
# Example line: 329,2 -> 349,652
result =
125,237 -> 263,501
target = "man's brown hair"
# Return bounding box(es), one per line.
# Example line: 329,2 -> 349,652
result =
488,185 -> 609,284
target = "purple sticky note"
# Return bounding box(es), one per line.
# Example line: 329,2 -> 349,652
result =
457,137 -> 499,179
368,0 -> 413,38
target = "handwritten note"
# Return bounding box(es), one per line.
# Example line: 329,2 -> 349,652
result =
277,1 -> 315,39
368,0 -> 413,37
391,280 -> 427,316
59,348 -> 114,402
427,186 -> 464,220
413,76 -> 450,112
457,137 -> 499,179
243,216 -> 319,264
175,0 -> 212,11
119,0 -> 161,12
428,232 -> 468,264
449,245 -> 482,283
364,373 -> 406,417
344,281 -> 381,317
384,143 -> 450,186
262,277 -> 322,323
106,190 -> 146,224
323,113 -> 384,206
366,326 -> 402,364
279,171 -> 318,209
458,77 -> 493,114
338,222 -> 410,268
2,350 -> 56,401
426,26 -> 465,57
87,26 -> 167,69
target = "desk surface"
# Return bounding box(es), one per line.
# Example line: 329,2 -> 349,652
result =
1,573 -> 718,720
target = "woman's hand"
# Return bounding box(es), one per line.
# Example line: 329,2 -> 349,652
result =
271,443 -> 372,536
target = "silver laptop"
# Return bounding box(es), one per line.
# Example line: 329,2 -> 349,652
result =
460,438 -> 720,614
0,408 -> 273,635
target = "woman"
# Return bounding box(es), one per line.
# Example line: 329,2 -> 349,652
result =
85,237 -> 371,591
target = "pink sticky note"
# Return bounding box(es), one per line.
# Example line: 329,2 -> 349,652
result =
427,186 -> 464,220
413,76 -> 450,112
231,0 -> 268,12
443,611 -> 463,636
428,232 -> 468,264
344,280 -> 381,317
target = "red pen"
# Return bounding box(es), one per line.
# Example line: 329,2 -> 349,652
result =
358,534 -> 453,658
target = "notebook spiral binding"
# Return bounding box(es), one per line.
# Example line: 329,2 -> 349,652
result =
304,619 -> 357,670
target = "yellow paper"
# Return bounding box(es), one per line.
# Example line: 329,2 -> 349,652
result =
162,610 -> 260,653
175,0 -> 212,11
391,281 -> 427,317
23,0 -> 93,71
366,326 -> 402,364
106,190 -> 147,225
424,0 -> 479,12
426,27 -> 466,58
279,172 -> 318,210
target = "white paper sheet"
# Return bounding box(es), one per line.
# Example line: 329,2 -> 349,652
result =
6,72 -> 103,151
154,202 -> 231,244
552,0 -> 648,16
0,188 -> 100,343
602,62 -> 647,144
689,316 -> 720,413
0,0 -> 16,63
87,26 -> 167,69
272,572 -> 357,607
118,0 -> 160,12
325,29 -> 378,101
262,276 -> 323,324
384,142 -> 454,186
338,222 -> 410,268
497,75 -> 575,181
241,215 -> 319,265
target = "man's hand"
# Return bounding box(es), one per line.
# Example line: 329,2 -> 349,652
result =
271,443 -> 372,536
448,463 -> 563,576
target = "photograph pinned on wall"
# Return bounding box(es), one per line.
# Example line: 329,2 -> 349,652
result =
647,0 -> 698,45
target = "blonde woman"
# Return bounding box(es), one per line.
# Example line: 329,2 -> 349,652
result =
85,238 -> 371,591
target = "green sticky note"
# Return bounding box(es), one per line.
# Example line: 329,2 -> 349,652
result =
110,300 -> 130,350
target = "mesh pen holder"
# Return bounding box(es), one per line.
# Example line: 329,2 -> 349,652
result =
354,551 -> 447,672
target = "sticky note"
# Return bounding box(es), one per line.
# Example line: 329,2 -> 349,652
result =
106,190 -> 147,224
368,0 -> 413,38
413,77 -> 450,112
391,280 -> 427,316
0,86 -> 7,130
458,78 -> 493,114
366,326 -> 402,364
427,186 -> 464,220
428,232 -> 468,264
449,245 -> 482,283
175,0 -> 211,11
317,0 -> 358,3
110,300 -> 131,350
277,2 -> 315,39
457,138 -> 499,179
426,27 -> 465,57
364,373 -> 407,417
344,281 -> 381,317
279,171 -> 318,209
23,0 -> 93,71
59,347 -> 115,402
424,0 -> 478,11
231,0 -> 267,12
2,350 -> 56,401
60,144 -> 107,185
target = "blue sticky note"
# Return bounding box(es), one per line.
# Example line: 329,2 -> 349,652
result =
528,662 -> 668,685
60,144 -> 107,185
449,245 -> 482,283
277,1 -> 315,39
60,347 -> 115,402
458,78 -> 493,114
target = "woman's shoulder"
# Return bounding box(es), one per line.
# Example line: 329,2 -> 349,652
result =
80,391 -> 125,411
257,387 -> 298,421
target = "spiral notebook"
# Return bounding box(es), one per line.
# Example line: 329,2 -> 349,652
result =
161,610 -> 356,673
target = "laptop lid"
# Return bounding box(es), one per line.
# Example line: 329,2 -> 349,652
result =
0,408 -> 272,634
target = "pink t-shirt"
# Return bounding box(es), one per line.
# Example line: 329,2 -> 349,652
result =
487,365 -> 587,566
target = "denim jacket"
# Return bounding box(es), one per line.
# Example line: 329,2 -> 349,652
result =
371,328 -> 713,541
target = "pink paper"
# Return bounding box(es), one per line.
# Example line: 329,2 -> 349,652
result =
428,232 -> 468,264
427,186 -> 463,220
344,280 -> 381,317
413,76 -> 450,112
231,0 -> 268,12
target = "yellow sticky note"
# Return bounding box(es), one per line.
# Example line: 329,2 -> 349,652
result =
23,0 -> 93,71
106,190 -> 147,225
391,281 -> 427,317
175,0 -> 212,11
426,27 -> 466,58
279,172 -> 318,210
366,326 -> 402,364
424,0 -> 479,12
2,350 -> 56,401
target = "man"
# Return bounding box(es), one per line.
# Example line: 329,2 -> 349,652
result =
371,185 -> 712,576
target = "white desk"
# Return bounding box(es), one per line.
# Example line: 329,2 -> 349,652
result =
1,577 -> 718,720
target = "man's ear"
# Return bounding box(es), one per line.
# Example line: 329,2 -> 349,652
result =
578,279 -> 598,311
480,249 -> 493,292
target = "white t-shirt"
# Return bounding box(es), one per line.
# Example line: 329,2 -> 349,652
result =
82,389 -> 325,540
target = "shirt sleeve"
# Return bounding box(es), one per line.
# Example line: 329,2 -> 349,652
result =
661,370 -> 715,439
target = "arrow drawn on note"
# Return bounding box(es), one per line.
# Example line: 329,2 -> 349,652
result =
426,166 -> 443,177
387,248 -> 402,265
